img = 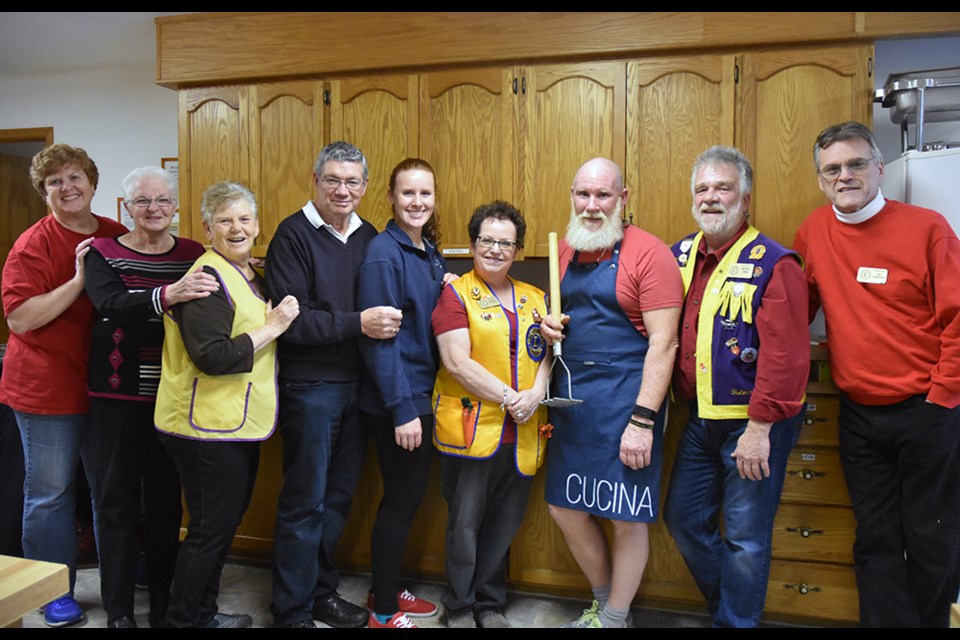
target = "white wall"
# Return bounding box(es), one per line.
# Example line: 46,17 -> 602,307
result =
873,36 -> 960,160
0,64 -> 178,221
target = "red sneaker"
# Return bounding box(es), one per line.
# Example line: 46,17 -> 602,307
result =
367,589 -> 438,618
368,611 -> 417,628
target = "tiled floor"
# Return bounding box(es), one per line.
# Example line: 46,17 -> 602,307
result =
20,559 -> 812,628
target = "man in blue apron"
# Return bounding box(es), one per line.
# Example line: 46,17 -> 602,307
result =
663,146 -> 809,627
540,158 -> 683,629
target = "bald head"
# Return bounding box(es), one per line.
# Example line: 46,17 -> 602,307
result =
572,157 -> 624,193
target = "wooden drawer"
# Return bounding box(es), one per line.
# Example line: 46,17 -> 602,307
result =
771,503 -> 855,564
765,559 -> 858,623
798,394 -> 840,447
781,447 -> 851,507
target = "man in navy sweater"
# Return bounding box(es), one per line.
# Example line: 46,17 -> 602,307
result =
266,141 -> 402,629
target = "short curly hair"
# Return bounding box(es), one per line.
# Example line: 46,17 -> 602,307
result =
467,200 -> 526,249
30,144 -> 99,199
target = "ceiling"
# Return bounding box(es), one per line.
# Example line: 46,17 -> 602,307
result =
0,12 -> 189,76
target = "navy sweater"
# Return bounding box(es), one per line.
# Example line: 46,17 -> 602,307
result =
265,208 -> 378,382
357,220 -> 446,425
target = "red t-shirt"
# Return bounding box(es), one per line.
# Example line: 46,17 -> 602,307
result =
0,213 -> 129,414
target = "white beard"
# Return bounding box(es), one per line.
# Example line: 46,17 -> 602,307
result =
691,198 -> 744,238
565,198 -> 624,252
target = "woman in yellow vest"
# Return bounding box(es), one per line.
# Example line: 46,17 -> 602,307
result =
431,201 -> 551,628
154,181 -> 299,628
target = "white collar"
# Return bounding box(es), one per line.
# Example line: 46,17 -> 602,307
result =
833,189 -> 886,225
301,200 -> 362,243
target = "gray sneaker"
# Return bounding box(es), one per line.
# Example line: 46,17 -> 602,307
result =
445,609 -> 476,628
206,613 -> 254,628
560,600 -> 600,628
476,610 -> 511,628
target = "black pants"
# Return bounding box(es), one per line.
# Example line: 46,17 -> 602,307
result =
161,435 -> 259,628
92,399 -> 182,619
0,401 -> 24,557
364,411 -> 433,616
839,394 -> 960,627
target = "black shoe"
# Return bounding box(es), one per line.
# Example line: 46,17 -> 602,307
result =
277,618 -> 317,628
107,615 -> 138,629
205,613 -> 253,628
149,592 -> 170,628
311,593 -> 368,628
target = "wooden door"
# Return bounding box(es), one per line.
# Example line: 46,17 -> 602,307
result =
419,67 -> 519,255
328,75 -> 419,234
177,86 -> 246,243
520,62 -> 627,256
736,45 -> 874,247
248,81 -> 325,254
626,55 -> 737,245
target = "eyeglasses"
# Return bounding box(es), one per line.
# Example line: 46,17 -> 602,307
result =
476,236 -> 518,251
129,197 -> 175,209
818,157 -> 878,180
319,176 -> 366,192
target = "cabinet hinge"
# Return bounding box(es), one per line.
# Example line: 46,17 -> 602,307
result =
521,76 -> 526,95
323,89 -> 330,106
868,57 -> 873,78
734,64 -> 739,84
513,77 -> 518,95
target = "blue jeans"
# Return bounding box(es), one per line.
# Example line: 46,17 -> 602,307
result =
15,411 -> 98,594
664,411 -> 801,627
271,379 -> 364,625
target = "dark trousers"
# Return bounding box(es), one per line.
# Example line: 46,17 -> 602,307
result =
161,434 -> 259,628
839,394 -> 960,627
366,411 -> 433,616
91,398 -> 182,620
440,445 -> 533,615
0,401 -> 24,556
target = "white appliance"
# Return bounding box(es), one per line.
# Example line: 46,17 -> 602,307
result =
882,147 -> 960,236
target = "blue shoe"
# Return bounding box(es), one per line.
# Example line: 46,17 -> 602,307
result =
43,596 -> 84,627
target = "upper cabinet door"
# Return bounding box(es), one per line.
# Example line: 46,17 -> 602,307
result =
521,62 -> 627,257
736,45 -> 874,247
328,75 -> 419,234
627,55 -> 737,246
419,67 -> 519,255
178,86 -> 246,243
248,81 -> 325,252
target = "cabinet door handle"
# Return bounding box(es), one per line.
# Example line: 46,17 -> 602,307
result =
804,415 -> 828,425
784,526 -> 825,538
788,468 -> 827,481
513,78 -> 518,95
783,583 -> 823,596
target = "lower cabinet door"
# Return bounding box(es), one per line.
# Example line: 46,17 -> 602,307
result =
765,559 -> 859,623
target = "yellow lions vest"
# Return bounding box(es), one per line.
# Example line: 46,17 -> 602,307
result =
155,250 -> 277,441
432,270 -> 548,476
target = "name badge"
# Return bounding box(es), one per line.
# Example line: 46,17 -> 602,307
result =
727,263 -> 755,279
477,295 -> 500,309
856,267 -> 888,285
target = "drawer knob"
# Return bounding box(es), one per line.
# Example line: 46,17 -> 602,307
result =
785,526 -> 824,538
784,582 -> 822,596
803,416 -> 827,425
788,468 -> 826,481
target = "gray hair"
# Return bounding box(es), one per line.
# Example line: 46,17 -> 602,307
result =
122,166 -> 177,202
690,145 -> 753,197
200,181 -> 257,225
813,121 -> 883,169
313,140 -> 368,180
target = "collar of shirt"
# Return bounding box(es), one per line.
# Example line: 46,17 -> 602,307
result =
832,189 -> 885,225
301,200 -> 362,243
696,221 -> 750,267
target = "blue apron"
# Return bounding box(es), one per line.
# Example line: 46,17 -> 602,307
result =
544,241 -> 664,522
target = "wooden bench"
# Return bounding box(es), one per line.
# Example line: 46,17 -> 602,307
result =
0,555 -> 68,628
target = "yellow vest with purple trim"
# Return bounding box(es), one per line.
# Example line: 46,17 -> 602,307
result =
672,226 -> 801,419
432,270 -> 548,476
155,250 -> 278,441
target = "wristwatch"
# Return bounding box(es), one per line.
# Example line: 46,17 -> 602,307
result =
632,404 -> 657,421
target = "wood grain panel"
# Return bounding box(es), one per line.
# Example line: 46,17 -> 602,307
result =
328,75 -> 419,234
765,559 -> 858,623
627,55 -> 735,245
736,45 -> 873,247
798,394 -> 841,447
249,81 -> 324,253
771,503 -> 855,564
781,446 -> 851,507
522,62 -> 626,256
419,67 -> 518,253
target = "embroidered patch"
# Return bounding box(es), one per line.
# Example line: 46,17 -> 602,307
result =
526,324 -> 546,362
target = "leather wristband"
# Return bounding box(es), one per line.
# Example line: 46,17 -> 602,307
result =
629,417 -> 654,430
632,404 -> 657,421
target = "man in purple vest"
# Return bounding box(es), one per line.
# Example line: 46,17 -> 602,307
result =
664,145 -> 809,627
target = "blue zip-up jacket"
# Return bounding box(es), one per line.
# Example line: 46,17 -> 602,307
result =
357,220 -> 447,426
